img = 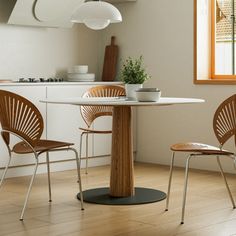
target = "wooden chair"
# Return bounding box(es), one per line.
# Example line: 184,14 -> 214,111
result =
166,94 -> 236,224
0,90 -> 84,220
79,85 -> 125,174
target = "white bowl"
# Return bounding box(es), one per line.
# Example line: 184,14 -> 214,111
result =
68,65 -> 88,74
135,90 -> 161,102
67,73 -> 95,81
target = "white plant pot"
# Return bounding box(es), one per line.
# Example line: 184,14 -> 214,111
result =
125,84 -> 143,100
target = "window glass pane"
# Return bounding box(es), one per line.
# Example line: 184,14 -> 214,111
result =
215,0 -> 234,75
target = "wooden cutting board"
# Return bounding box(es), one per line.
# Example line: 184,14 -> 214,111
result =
102,36 -> 119,81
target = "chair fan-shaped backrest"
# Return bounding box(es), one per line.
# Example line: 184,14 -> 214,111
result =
213,94 -> 236,146
80,85 -> 125,127
0,90 -> 44,146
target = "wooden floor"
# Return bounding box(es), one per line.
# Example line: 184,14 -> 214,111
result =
1,163 -> 236,236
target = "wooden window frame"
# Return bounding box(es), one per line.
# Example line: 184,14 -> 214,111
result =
194,0 -> 236,84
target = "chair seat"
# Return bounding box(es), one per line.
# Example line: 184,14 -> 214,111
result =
171,142 -> 233,155
13,140 -> 74,154
79,127 -> 112,134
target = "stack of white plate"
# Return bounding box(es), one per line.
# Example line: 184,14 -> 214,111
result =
67,65 -> 95,82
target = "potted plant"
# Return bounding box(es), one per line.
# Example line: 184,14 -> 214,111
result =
120,56 -> 150,99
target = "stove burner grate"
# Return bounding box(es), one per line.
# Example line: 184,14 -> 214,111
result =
18,78 -> 64,83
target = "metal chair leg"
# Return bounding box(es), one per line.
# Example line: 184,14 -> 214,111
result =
46,152 -> 52,202
74,145 -> 82,183
79,132 -> 85,172
70,147 -> 84,210
0,154 -> 12,189
85,133 -> 89,174
181,154 -> 192,224
216,156 -> 236,208
165,152 -> 175,211
20,158 -> 39,221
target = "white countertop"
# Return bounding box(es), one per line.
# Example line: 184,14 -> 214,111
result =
0,81 -> 123,86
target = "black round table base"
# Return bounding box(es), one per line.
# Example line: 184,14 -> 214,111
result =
77,187 -> 166,205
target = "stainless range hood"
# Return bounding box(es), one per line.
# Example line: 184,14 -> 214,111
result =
0,0 -> 84,28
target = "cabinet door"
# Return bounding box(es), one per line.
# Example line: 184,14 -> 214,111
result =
46,85 -> 119,169
46,85 -> 94,168
93,116 -> 112,157
0,86 -> 47,177
93,109 -> 137,157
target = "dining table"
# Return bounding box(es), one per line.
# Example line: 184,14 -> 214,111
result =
41,96 -> 205,205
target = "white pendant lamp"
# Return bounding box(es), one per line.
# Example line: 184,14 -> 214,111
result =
71,0 -> 122,30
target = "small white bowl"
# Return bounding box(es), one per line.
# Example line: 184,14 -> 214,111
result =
67,73 -> 95,81
135,90 -> 161,102
68,65 -> 88,74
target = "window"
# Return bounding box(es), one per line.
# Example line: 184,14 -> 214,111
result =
195,0 -> 236,84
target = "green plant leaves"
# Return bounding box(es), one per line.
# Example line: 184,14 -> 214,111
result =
120,56 -> 150,84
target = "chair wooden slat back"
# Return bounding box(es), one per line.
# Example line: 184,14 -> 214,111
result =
213,94 -> 236,146
0,90 -> 44,146
80,85 -> 125,127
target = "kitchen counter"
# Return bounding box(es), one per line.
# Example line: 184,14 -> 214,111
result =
0,81 -> 131,179
0,81 -> 123,86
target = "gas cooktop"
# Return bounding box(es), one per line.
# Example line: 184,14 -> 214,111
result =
18,78 -> 64,83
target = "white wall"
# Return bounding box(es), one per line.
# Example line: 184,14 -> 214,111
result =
101,0 -> 236,173
0,23 -> 100,80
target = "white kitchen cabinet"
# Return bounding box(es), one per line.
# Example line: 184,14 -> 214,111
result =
46,85 -> 116,168
46,85 -> 93,164
93,116 -> 112,157
92,110 -> 137,155
0,82 -> 136,177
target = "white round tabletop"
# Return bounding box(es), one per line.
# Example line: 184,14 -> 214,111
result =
41,97 -> 205,106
